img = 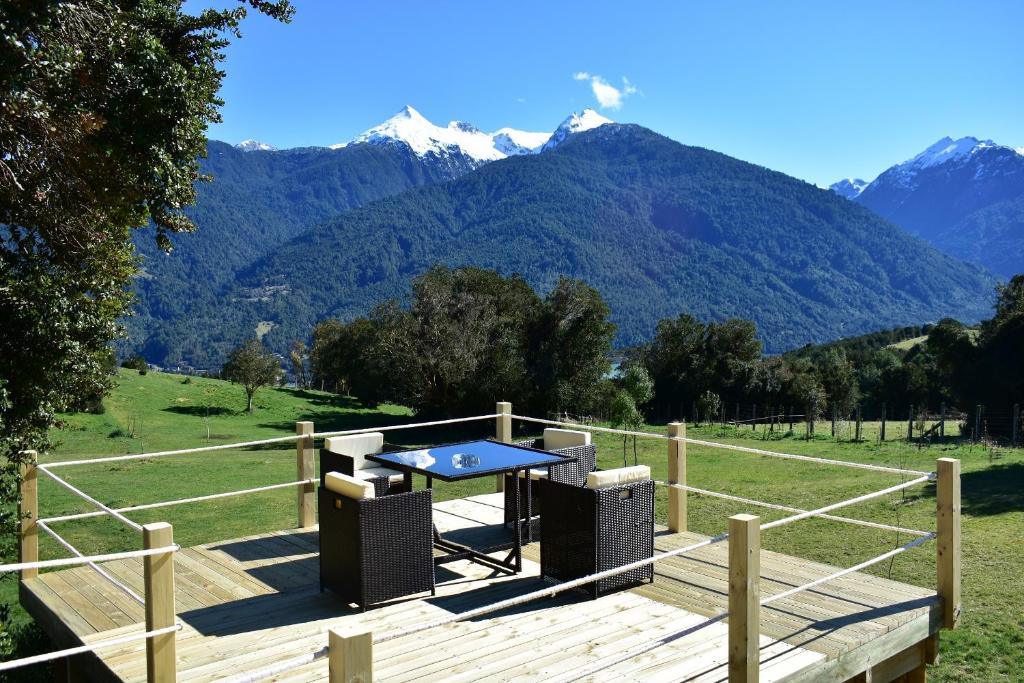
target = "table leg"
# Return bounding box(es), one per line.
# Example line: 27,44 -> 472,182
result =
525,473 -> 533,543
426,475 -> 432,489
403,471 -> 413,491
513,469 -> 522,573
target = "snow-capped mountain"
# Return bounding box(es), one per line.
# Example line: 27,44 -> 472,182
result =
838,136 -> 1024,277
329,105 -> 556,166
829,178 -> 869,200
329,105 -> 612,164
235,139 -> 277,152
541,109 -> 614,151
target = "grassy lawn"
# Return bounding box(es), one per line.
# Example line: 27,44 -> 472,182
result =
3,369 -> 1021,681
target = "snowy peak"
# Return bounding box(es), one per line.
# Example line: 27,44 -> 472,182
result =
235,139 -> 277,152
899,136 -> 995,171
332,105 -> 549,164
829,178 -> 869,200
542,109 -> 614,151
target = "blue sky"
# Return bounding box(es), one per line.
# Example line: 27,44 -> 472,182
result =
201,1 -> 1023,186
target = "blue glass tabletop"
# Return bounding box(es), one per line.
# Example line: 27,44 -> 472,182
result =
367,440 -> 574,481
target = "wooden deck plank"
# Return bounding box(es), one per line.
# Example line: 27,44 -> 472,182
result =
19,493 -> 942,683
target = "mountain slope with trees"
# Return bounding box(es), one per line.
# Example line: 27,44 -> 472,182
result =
200,124 -> 995,360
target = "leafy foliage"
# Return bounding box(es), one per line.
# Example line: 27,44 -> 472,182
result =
222,339 -> 282,413
313,267 -> 614,417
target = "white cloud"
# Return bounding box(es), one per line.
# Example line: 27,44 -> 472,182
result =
572,72 -> 638,110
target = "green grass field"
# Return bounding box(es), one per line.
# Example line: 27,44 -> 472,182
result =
3,369 -> 1022,681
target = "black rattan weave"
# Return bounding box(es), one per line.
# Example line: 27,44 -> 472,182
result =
318,486 -> 435,610
320,447 -> 409,497
539,478 -> 654,598
503,441 -> 597,525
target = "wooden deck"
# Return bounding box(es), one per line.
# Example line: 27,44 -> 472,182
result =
21,493 -> 942,682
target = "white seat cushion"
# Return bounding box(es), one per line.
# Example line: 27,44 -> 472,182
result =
543,428 -> 591,450
323,432 -> 384,470
324,471 -> 375,500
355,466 -> 405,484
586,465 -> 651,489
517,468 -> 550,480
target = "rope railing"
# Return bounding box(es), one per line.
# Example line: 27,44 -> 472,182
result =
312,413 -> 500,439
654,481 -> 933,537
36,465 -> 143,531
36,520 -> 146,604
0,623 -> 182,673
761,533 -> 937,606
509,414 -> 930,476
0,544 -> 178,574
41,478 -> 318,525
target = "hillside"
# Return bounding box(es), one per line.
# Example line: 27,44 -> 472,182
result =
125,139 -> 480,364
846,137 -> 1024,278
216,124 -> 995,356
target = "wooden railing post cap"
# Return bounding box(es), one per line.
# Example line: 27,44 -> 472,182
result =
296,421 -> 314,432
496,401 -> 511,412
730,513 -> 759,524
668,421 -> 685,436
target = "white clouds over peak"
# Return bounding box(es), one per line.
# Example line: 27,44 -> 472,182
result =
573,72 -> 638,110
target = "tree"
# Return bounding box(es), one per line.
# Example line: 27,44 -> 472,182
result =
619,363 -> 653,463
0,0 -> 291,646
608,389 -> 642,467
222,339 -> 281,413
696,390 -> 722,426
818,348 -> 860,417
289,340 -> 308,389
122,354 -> 149,374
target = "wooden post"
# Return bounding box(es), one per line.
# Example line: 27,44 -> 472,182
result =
735,402 -> 741,429
940,403 -> 946,439
830,407 -> 836,438
667,422 -> 687,533
936,458 -> 961,629
729,514 -> 760,683
751,404 -> 756,431
19,450 -> 38,582
974,404 -> 982,443
907,404 -> 914,442
143,522 -> 176,683
880,403 -> 887,442
296,421 -> 315,528
855,405 -> 862,442
788,406 -> 793,433
495,401 -> 512,492
329,627 -> 373,682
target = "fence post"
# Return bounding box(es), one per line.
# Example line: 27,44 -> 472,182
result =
19,450 -> 38,582
495,401 -> 512,492
735,402 -> 740,429
830,407 -> 836,438
667,422 -> 687,533
936,458 -> 961,629
296,421 -> 315,528
788,406 -> 793,433
143,522 -> 176,683
751,404 -> 757,431
907,404 -> 914,442
729,513 -> 760,683
1012,403 -> 1020,448
940,403 -> 946,439
854,406 -> 862,442
880,403 -> 887,442
329,627 -> 373,682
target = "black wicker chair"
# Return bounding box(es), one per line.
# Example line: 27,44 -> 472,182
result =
318,475 -> 435,610
319,432 -> 409,497
539,471 -> 655,599
503,438 -> 597,528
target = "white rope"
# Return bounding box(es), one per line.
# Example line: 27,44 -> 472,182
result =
221,646 -> 329,683
313,413 -> 500,439
0,623 -> 181,672
761,533 -> 936,606
0,544 -> 178,574
37,521 -> 145,604
42,434 -> 305,469
41,479 -> 317,524
682,436 -> 932,477
375,534 -> 726,645
655,482 -> 932,537
35,466 -> 143,531
760,474 -> 933,532
509,414 -> 929,476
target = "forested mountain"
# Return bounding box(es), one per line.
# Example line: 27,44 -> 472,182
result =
126,139 -> 482,360
833,137 -> 1024,278
136,124 -> 995,367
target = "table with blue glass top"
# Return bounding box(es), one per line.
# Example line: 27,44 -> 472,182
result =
367,439 -> 575,574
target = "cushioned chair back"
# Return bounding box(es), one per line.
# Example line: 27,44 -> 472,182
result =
543,428 -> 591,450
323,432 -> 384,470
